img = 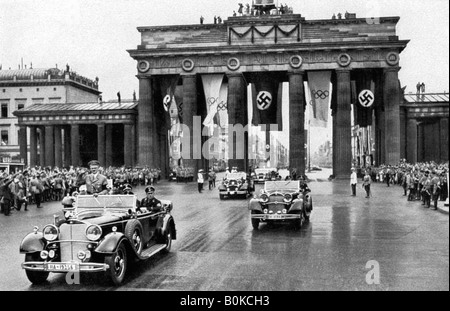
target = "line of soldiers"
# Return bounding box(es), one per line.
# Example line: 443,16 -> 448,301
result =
0,164 -> 163,216
367,161 -> 448,210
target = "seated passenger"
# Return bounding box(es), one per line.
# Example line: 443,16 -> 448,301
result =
139,186 -> 162,213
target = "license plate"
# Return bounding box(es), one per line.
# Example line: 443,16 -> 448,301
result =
229,191 -> 235,195
45,262 -> 79,272
267,214 -> 283,219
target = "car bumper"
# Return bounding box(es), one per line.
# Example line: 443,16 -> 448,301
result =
251,214 -> 301,220
22,261 -> 109,273
220,190 -> 247,196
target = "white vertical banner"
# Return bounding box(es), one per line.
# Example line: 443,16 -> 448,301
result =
201,74 -> 224,130
307,71 -> 332,128
218,82 -> 229,128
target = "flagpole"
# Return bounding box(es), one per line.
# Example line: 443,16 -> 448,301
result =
308,118 -> 311,173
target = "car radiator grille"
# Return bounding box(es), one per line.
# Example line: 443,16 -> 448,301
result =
59,223 -> 88,262
268,195 -> 286,212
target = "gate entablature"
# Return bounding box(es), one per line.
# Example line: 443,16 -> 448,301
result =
129,15 -> 408,75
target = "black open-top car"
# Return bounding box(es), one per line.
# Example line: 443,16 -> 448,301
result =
218,172 -> 254,200
20,194 -> 176,285
248,180 -> 312,230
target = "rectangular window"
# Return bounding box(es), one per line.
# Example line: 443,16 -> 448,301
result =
17,104 -> 24,110
1,104 -> 8,118
1,130 -> 8,145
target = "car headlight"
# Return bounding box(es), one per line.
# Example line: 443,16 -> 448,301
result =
86,224 -> 102,241
260,194 -> 269,203
284,193 -> 293,203
43,225 -> 59,241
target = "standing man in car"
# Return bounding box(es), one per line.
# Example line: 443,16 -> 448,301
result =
85,160 -> 109,195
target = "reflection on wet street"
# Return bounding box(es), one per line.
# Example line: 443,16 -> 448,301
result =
1,173 -> 448,291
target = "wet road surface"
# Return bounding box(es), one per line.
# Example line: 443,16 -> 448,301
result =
0,173 -> 448,291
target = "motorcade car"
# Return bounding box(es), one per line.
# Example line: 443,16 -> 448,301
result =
218,172 -> 254,199
248,180 -> 312,230
20,194 -> 176,285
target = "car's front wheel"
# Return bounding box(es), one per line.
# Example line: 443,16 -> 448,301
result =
219,194 -> 225,200
24,253 -> 49,285
104,243 -> 127,286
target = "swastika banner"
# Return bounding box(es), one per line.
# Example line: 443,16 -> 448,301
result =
351,71 -> 376,127
251,76 -> 283,131
307,71 -> 332,128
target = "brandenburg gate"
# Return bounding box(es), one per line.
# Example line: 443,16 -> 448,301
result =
128,12 -> 409,178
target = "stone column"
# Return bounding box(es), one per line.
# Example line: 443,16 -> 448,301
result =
288,71 -> 306,177
182,74 -> 198,172
124,124 -> 133,167
29,126 -> 38,167
417,124 -> 424,162
399,107 -> 406,160
440,117 -> 449,162
71,124 -> 80,167
54,126 -> 62,168
406,117 -> 417,164
63,127 -> 71,167
97,123 -> 105,166
227,73 -> 248,171
383,67 -> 401,165
131,124 -> 136,167
138,76 -> 155,167
44,125 -> 54,167
39,127 -> 45,167
105,124 -> 113,167
18,126 -> 27,166
334,70 -> 352,178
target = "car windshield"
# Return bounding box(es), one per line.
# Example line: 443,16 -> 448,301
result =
264,181 -> 299,192
255,169 -> 270,175
76,195 -> 136,211
227,173 -> 246,180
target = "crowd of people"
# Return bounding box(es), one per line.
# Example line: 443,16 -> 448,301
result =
0,164 -> 163,216
357,160 -> 448,210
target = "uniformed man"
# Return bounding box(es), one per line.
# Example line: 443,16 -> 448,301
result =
139,186 -> 162,213
85,160 -> 108,195
430,171 -> 441,210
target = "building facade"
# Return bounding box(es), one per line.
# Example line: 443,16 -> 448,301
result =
0,66 -> 100,165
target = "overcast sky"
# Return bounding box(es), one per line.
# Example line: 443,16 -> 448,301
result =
1,0 -> 448,101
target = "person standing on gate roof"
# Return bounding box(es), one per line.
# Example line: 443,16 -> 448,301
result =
197,169 -> 204,193
85,160 -> 109,195
350,168 -> 357,196
362,170 -> 371,198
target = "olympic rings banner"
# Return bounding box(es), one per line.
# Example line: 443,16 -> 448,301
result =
201,74 -> 224,129
307,71 -> 332,128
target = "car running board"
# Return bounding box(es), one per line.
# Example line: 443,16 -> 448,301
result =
139,244 -> 166,259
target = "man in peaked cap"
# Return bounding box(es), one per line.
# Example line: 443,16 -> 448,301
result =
139,186 -> 161,213
85,160 -> 108,195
